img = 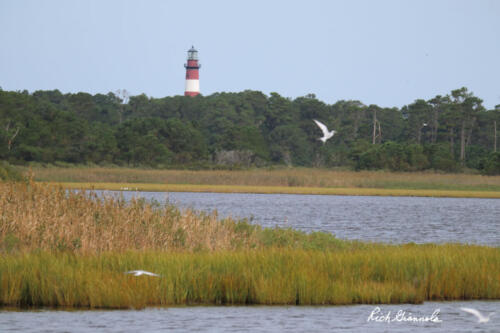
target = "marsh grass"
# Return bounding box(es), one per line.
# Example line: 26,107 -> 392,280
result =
24,166 -> 500,191
56,182 -> 500,198
1,246 -> 498,308
0,181 -> 350,253
1,181 -> 499,309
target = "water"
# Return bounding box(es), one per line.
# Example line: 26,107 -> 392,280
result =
1,301 -> 498,332
103,191 -> 500,246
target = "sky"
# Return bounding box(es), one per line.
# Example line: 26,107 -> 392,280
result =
1,0 -> 499,109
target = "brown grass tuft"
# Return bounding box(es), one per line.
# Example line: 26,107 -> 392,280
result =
0,181 -> 259,253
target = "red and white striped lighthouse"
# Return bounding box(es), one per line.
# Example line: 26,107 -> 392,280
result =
184,46 -> 200,96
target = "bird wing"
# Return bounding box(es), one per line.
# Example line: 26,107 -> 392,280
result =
460,307 -> 485,320
125,270 -> 138,275
125,270 -> 159,277
313,119 -> 329,136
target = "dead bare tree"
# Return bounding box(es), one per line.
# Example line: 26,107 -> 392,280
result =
494,120 -> 497,153
114,89 -> 130,124
377,121 -> 382,144
4,121 -> 20,151
449,127 -> 454,155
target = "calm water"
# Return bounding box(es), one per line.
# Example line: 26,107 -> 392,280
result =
104,191 -> 500,246
1,301 -> 498,332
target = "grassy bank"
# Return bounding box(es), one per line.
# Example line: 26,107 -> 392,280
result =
21,165 -> 500,197
54,181 -> 500,198
25,166 -> 500,191
1,181 -> 499,308
1,246 -> 499,309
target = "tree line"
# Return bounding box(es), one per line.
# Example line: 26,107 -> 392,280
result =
0,87 -> 499,174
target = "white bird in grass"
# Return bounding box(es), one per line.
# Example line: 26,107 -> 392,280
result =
460,307 -> 495,323
313,119 -> 336,144
124,270 -> 160,277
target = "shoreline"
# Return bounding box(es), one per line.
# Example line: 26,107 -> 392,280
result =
1,299 -> 499,311
50,181 -> 500,198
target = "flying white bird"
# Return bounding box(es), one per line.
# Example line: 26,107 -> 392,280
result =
313,119 -> 335,143
460,307 -> 495,323
124,270 -> 160,277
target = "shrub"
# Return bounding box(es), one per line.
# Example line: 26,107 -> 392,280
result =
0,161 -> 24,181
481,152 -> 500,175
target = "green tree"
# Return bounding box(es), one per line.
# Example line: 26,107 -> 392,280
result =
481,152 -> 500,175
450,87 -> 484,165
263,92 -> 294,133
269,125 -> 309,166
402,99 -> 432,144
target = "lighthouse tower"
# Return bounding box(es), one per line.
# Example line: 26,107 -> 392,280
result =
184,46 -> 200,96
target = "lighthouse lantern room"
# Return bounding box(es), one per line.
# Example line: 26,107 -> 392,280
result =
184,46 -> 200,96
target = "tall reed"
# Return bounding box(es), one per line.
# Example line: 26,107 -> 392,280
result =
0,181 -> 349,253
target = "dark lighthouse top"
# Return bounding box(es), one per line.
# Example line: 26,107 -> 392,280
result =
187,46 -> 198,61
184,46 -> 201,69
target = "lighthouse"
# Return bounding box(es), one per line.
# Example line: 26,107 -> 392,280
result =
184,46 -> 200,96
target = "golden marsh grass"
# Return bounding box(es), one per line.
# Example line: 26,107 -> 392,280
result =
0,181 -> 352,253
55,182 -> 500,198
25,166 -> 500,197
26,166 -> 500,190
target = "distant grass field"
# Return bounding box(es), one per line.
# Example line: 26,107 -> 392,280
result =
54,182 -> 500,198
22,166 -> 500,197
0,181 -> 499,309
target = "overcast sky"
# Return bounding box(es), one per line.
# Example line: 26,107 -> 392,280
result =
1,0 -> 499,108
